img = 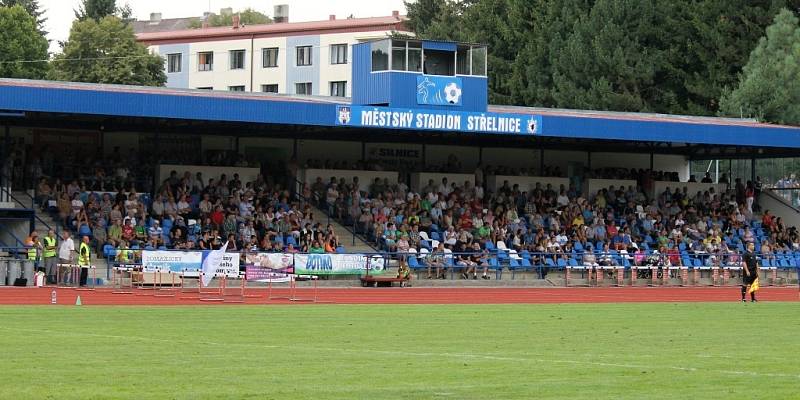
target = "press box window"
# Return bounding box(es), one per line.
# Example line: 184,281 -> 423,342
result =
230,50 -> 245,70
371,40 -> 389,71
295,82 -> 312,95
424,49 -> 454,76
471,46 -> 487,76
296,46 -> 312,66
391,40 -> 406,71
262,48 -> 278,68
197,52 -> 213,71
167,53 -> 181,73
261,84 -> 278,93
330,81 -> 346,97
330,44 -> 347,64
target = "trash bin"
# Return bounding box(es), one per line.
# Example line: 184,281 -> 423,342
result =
0,259 -> 8,286
7,259 -> 21,286
22,260 -> 35,287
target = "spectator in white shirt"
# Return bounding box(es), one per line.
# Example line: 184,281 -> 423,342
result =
58,231 -> 75,283
70,193 -> 83,218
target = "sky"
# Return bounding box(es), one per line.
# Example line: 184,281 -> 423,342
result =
39,0 -> 409,53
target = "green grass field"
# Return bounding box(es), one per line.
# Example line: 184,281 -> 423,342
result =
1,303 -> 798,399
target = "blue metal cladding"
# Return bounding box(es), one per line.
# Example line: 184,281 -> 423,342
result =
286,35 -> 321,95
422,41 -> 458,52
0,84 -> 335,127
538,115 -> 800,148
352,43 -> 390,105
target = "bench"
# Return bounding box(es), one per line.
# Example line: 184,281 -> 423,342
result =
359,275 -> 410,288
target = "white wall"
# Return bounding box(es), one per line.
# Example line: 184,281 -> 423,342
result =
318,32 -> 356,97
654,154 -> 690,182
187,39 -> 253,91
651,181 -> 728,200
251,37 -> 288,93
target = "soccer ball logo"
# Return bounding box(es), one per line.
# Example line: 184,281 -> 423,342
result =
444,82 -> 462,104
527,118 -> 538,134
338,106 -> 351,125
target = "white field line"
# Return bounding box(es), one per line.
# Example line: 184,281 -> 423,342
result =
2,326 -> 798,380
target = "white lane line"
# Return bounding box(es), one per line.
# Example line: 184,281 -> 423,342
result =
3,326 -> 798,379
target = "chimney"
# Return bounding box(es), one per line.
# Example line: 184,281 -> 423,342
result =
149,12 -> 162,23
392,10 -> 399,18
274,4 -> 289,23
232,14 -> 240,29
329,15 -> 336,21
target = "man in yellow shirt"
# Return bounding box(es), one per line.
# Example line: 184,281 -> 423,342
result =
42,229 -> 58,284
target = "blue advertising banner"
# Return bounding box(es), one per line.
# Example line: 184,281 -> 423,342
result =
417,75 -> 462,106
336,105 -> 542,135
294,254 -> 387,275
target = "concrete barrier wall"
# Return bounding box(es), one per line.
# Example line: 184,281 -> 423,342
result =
156,165 -> 261,188
301,169 -> 399,190
651,181 -> 728,200
411,173 -> 474,193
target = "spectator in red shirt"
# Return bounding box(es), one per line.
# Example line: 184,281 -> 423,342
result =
121,218 -> 135,242
210,205 -> 224,229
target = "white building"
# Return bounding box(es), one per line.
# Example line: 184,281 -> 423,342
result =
135,9 -> 410,97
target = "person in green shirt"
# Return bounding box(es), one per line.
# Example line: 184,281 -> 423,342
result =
107,218 -> 123,246
309,240 -> 325,253
133,219 -> 147,245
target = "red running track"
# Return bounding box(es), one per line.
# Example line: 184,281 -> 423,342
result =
0,286 -> 797,305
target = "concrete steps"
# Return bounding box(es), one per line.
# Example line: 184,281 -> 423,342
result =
308,204 -> 376,253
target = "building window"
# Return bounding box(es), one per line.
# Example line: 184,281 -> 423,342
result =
329,81 -> 346,97
229,85 -> 246,92
230,50 -> 245,70
261,84 -> 279,93
330,44 -> 347,65
198,52 -> 213,71
295,82 -> 312,95
167,53 -> 182,73
262,48 -> 278,68
296,46 -> 312,66
371,40 -> 389,72
196,87 -> 213,90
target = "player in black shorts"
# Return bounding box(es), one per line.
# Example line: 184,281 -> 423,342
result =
741,242 -> 758,302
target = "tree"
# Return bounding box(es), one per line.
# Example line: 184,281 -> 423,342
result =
188,8 -> 271,28
49,16 -> 166,86
0,5 -> 49,79
0,0 -> 47,35
720,9 -> 800,125
75,0 -> 117,21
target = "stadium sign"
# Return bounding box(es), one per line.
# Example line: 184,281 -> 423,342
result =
336,105 -> 542,135
142,250 -> 202,274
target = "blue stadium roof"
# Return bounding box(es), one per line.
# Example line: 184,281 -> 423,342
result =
1,78 -> 799,149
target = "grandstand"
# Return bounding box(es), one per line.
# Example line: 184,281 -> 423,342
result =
1,38 -> 800,288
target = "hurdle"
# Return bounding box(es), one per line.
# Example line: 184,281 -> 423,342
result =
679,266 -> 689,286
111,264 -> 135,294
198,272 -> 224,302
153,271 -> 179,298
56,263 -> 78,289
76,266 -> 97,292
179,270 -> 201,300
613,266 -> 625,287
267,275 -> 294,300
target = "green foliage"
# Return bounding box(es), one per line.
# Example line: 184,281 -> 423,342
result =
720,9 -> 800,125
0,0 -> 46,35
0,5 -> 49,79
49,16 -> 166,86
75,0 -> 117,21
405,0 -> 800,119
188,8 -> 271,28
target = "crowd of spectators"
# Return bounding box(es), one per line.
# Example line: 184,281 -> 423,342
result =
307,168 -> 799,279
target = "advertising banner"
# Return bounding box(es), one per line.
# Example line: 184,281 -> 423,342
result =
244,253 -> 294,282
293,253 -> 387,275
142,250 -> 202,274
336,105 -> 542,136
